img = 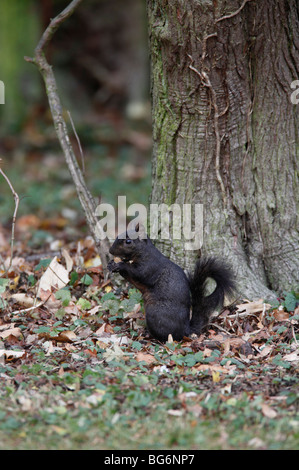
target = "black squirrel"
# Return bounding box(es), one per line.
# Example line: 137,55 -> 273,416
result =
108,224 -> 236,342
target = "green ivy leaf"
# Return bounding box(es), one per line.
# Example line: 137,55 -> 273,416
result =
81,274 -> 93,286
77,297 -> 91,310
55,287 -> 71,306
34,258 -> 52,271
69,271 -> 79,285
283,291 -> 298,312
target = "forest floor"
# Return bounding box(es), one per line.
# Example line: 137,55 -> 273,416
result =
0,217 -> 298,451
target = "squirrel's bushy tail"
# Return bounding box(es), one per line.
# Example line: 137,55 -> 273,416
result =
188,257 -> 236,334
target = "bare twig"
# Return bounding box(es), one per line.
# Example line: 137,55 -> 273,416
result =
216,0 -> 254,23
0,161 -> 20,271
67,110 -> 85,175
10,301 -> 44,316
24,0 -> 110,273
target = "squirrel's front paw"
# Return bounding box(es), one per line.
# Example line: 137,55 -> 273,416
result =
108,260 -> 121,273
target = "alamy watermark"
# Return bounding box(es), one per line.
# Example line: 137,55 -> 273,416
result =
290,80 -> 299,105
0,81 -> 5,104
94,196 -> 203,251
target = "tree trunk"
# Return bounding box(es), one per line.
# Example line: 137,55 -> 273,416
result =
147,0 -> 299,300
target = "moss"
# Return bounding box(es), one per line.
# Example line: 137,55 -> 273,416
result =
151,35 -> 181,206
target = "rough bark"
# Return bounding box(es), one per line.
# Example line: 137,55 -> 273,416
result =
147,0 -> 299,300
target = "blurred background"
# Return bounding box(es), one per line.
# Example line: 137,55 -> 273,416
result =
0,0 -> 152,246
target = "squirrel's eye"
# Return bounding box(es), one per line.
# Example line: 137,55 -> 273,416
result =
125,239 -> 132,244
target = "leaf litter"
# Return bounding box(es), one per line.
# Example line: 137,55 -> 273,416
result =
0,221 -> 298,449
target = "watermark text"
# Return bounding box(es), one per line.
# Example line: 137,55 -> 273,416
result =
95,196 -> 203,251
0,81 -> 5,104
290,80 -> 299,104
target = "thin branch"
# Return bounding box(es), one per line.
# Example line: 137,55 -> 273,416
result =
216,0 -> 254,23
67,110 -> 85,175
24,0 -> 110,274
10,301 -> 44,316
37,0 -> 84,53
0,161 -> 20,271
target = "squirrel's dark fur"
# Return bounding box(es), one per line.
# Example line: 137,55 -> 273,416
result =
108,225 -> 235,342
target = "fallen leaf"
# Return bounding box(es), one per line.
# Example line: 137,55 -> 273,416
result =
8,276 -> 20,290
39,330 -> 77,343
50,425 -> 68,436
94,323 -> 107,336
221,383 -> 232,395
103,344 -> 125,362
261,403 -> 277,419
84,255 -> 102,268
17,395 -> 33,411
84,348 -> 98,357
57,330 -> 77,343
0,349 -> 25,360
16,214 -> 40,231
248,437 -> 266,449
195,364 -> 231,374
42,341 -> 61,356
0,327 -> 22,340
10,293 -> 34,307
62,248 -> 74,273
212,370 -> 221,383
273,309 -> 290,321
135,352 -> 156,364
256,345 -> 273,358
167,409 -> 183,417
37,256 -> 69,297
167,334 -> 174,343
283,351 -> 299,362
88,305 -> 100,315
236,299 -> 271,315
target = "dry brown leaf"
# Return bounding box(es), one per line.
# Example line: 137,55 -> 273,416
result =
38,329 -> 77,343
256,344 -> 273,358
103,343 -> 125,362
273,309 -> 289,321
167,334 -> 174,343
0,326 -> 22,340
10,293 -> 35,307
8,275 -> 20,290
38,289 -> 61,309
17,395 -> 33,412
62,248 -> 74,273
135,352 -> 156,364
261,403 -> 277,419
94,323 -> 107,336
195,363 -> 231,374
236,299 -> 271,315
58,330 -> 77,343
0,349 -> 25,360
16,214 -> 40,231
37,256 -> 69,297
212,370 -> 221,383
96,340 -> 109,350
283,351 -> 299,362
